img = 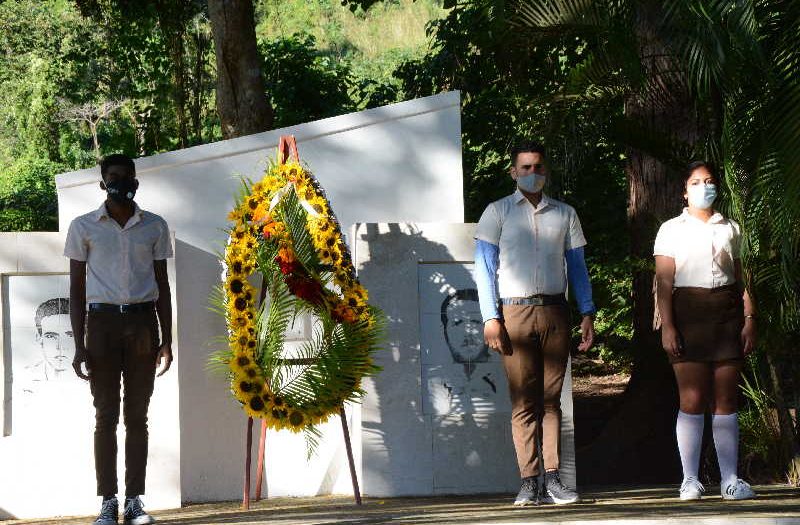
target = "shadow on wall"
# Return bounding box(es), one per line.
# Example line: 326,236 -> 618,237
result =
357,223 -> 517,496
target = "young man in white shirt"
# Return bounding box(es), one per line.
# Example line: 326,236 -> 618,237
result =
65,154 -> 173,525
474,141 -> 596,506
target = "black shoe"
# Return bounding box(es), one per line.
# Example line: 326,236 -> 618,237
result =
513,476 -> 540,506
93,497 -> 118,525
123,496 -> 155,525
543,470 -> 580,504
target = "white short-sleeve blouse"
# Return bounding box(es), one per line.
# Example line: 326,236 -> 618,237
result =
653,208 -> 740,288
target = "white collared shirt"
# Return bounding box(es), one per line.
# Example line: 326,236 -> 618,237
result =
653,208 -> 740,288
475,191 -> 587,298
64,202 -> 173,305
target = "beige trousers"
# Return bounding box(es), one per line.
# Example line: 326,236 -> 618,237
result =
501,303 -> 570,478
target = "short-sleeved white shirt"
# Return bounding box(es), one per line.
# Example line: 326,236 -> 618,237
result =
653,208 -> 740,288
64,202 -> 173,305
474,191 -> 587,298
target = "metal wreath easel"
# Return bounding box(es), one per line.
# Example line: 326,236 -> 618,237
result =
241,135 -> 362,509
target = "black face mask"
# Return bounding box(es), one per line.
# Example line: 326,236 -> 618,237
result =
105,179 -> 137,203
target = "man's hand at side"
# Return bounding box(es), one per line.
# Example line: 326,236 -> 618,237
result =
156,342 -> 173,377
72,344 -> 91,380
577,315 -> 595,352
484,318 -> 512,355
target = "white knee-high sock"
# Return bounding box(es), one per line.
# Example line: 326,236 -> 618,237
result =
677,411 -> 705,480
712,413 -> 739,485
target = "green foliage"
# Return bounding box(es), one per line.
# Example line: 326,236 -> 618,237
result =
0,0 -> 441,233
0,156 -> 64,231
739,358 -> 784,481
259,34 -> 355,128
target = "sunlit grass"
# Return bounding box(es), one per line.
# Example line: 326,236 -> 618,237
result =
255,0 -> 446,77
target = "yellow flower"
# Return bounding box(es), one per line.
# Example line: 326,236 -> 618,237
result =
244,394 -> 269,417
287,410 -> 306,431
226,275 -> 248,296
252,202 -> 270,223
230,353 -> 253,375
227,206 -> 247,223
251,181 -> 265,195
226,255 -> 251,277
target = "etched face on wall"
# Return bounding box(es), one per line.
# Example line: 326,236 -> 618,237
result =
34,298 -> 74,380
441,289 -> 489,364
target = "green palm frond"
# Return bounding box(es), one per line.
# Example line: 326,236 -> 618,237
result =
279,187 -> 322,278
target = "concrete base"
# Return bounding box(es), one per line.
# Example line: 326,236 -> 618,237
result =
7,485 -> 800,524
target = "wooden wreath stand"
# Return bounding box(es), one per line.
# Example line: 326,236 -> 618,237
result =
241,135 -> 362,509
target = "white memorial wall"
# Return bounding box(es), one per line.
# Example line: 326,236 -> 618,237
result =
352,223 -> 575,496
1,92 -> 464,519
0,91 -> 576,520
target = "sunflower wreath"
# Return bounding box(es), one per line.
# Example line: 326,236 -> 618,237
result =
216,151 -> 382,436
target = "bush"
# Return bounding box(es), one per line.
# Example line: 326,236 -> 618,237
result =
0,155 -> 64,231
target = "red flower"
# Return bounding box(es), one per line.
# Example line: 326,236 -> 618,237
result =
286,275 -> 324,305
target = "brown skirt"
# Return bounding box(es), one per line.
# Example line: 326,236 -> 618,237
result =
670,284 -> 744,364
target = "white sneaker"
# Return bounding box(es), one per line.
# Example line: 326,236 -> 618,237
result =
722,478 -> 757,500
679,477 -> 705,500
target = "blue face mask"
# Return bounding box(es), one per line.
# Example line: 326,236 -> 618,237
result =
517,173 -> 546,193
687,183 -> 717,209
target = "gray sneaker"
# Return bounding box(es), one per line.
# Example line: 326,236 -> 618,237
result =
93,497 -> 118,525
543,470 -> 580,504
123,496 -> 155,525
513,476 -> 539,506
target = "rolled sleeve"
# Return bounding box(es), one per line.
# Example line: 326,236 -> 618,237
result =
475,203 -> 501,245
565,207 -> 587,251
653,223 -> 674,257
63,219 -> 88,261
153,220 -> 174,260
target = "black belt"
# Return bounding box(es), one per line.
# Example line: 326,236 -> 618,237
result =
500,294 -> 566,306
88,302 -> 154,313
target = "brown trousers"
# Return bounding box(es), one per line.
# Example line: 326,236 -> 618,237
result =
87,310 -> 159,496
502,304 -> 570,478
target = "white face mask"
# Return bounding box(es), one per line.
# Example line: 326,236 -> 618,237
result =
687,183 -> 717,209
517,173 -> 546,194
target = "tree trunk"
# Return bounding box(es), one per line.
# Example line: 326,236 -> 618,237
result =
207,0 -> 273,139
577,4 -> 705,484
189,19 -> 210,144
156,1 -> 189,148
169,27 -> 189,148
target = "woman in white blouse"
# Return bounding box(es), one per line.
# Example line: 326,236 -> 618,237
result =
654,161 -> 757,501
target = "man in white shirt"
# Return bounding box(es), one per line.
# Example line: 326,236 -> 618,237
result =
65,154 -> 173,525
474,141 -> 596,506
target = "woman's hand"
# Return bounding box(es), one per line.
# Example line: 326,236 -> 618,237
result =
661,324 -> 682,357
741,318 -> 757,355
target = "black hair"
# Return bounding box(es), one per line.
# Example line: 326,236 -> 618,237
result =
35,297 -> 70,336
99,154 -> 136,179
510,140 -> 546,166
685,160 -> 718,183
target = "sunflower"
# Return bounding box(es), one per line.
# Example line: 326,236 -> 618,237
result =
287,410 -> 305,430
230,354 -> 253,378
226,256 -> 249,277
226,275 -> 247,296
